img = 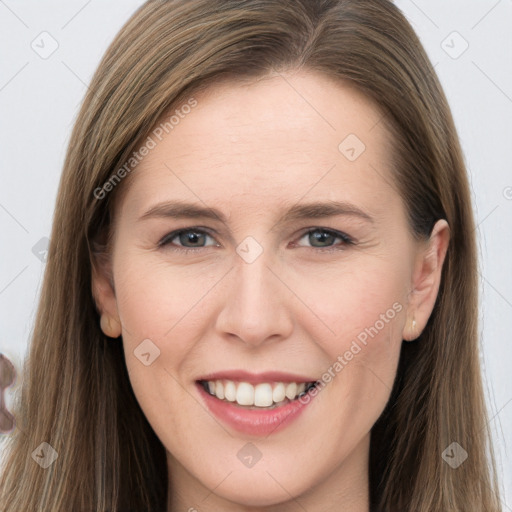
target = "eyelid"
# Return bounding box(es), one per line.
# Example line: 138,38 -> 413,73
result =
158,226 -> 356,251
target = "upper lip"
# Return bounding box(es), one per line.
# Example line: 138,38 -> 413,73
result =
197,370 -> 317,385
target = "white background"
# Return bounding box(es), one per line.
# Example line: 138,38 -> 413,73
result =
0,0 -> 511,506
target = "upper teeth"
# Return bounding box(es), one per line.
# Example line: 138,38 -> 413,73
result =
205,380 -> 313,407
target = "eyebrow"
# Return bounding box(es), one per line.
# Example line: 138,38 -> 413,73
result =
138,199 -> 374,225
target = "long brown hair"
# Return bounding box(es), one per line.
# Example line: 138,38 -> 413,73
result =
0,1 -> 502,510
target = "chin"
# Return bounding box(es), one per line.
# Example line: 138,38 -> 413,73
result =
206,472 -> 307,508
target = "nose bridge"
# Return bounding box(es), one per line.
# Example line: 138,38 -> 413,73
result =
216,236 -> 293,345
238,247 -> 269,287
235,238 -> 276,318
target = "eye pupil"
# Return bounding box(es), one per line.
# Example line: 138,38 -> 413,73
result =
311,230 -> 334,246
181,231 -> 204,246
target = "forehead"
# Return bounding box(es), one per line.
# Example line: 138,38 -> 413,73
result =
117,70 -> 398,221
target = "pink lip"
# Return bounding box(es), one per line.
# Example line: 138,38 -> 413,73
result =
197,369 -> 316,385
195,381 -> 318,437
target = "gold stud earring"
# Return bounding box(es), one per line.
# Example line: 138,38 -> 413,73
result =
404,317 -> 417,343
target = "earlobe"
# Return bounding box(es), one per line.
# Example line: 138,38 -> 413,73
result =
91,255 -> 122,339
100,313 -> 122,338
403,219 -> 450,342
403,317 -> 417,343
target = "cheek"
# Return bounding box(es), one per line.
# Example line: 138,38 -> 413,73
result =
299,260 -> 407,422
110,253 -> 202,386
293,257 -> 407,354
111,255 -> 221,446
113,253 -> 221,340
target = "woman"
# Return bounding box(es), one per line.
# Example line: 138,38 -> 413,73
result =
0,0 -> 502,510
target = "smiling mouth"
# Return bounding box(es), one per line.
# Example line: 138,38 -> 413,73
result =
198,379 -> 319,409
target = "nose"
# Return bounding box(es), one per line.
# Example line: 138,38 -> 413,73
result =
214,245 -> 294,347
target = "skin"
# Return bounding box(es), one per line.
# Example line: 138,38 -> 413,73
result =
92,69 -> 450,512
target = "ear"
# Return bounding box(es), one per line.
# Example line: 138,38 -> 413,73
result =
402,219 -> 450,341
91,251 -> 122,339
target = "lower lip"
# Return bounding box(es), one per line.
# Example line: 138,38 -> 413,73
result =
196,382 -> 316,436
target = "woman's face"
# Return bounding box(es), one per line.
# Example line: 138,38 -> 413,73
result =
94,70 -> 448,510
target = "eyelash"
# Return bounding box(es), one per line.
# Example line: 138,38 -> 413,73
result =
157,227 -> 355,254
